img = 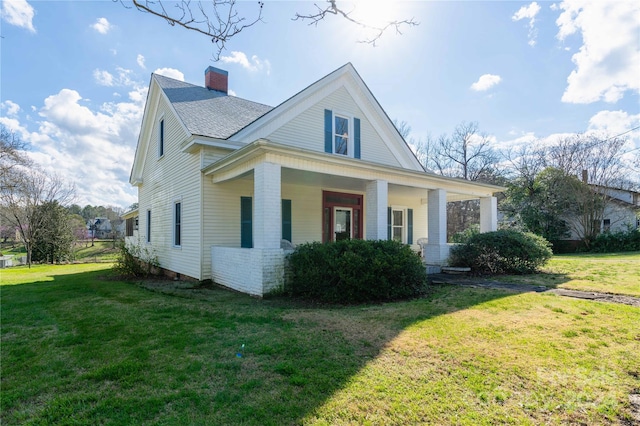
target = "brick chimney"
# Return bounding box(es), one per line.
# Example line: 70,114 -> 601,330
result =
205,66 -> 228,94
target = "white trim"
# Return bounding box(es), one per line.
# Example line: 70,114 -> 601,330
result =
146,209 -> 152,244
332,111 -> 354,158
158,115 -> 166,159
391,205 -> 408,244
173,198 -> 182,248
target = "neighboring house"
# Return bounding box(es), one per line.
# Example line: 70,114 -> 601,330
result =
128,63 -> 503,296
564,185 -> 640,241
88,218 -> 112,239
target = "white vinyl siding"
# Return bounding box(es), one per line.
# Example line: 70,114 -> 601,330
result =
266,87 -> 401,168
138,95 -> 202,279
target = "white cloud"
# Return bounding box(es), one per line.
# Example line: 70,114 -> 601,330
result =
1,0 -> 36,33
228,89 -> 237,96
512,2 -> 541,46
556,0 -> 640,104
6,80 -> 148,207
219,51 -> 271,75
91,17 -> 111,34
93,69 -> 115,87
470,74 -> 502,91
93,67 -> 137,88
137,54 -> 146,69
1,100 -> 21,117
587,110 -> 640,152
153,68 -> 185,81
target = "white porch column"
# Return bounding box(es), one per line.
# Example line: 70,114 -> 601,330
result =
254,162 -> 281,249
480,196 -> 498,233
425,189 -> 450,265
365,180 -> 388,240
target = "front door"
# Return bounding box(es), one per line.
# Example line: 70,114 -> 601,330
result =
333,207 -> 352,241
322,191 -> 363,243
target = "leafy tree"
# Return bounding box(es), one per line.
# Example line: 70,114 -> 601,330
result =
502,133 -> 636,249
502,167 -> 572,244
31,201 -> 75,263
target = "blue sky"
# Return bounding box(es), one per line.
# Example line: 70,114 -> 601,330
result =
2,0 -> 639,208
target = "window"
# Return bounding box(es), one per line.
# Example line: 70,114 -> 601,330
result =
324,109 -> 361,159
334,115 -> 349,155
603,218 -> 611,232
125,216 -> 137,237
240,197 -> 252,248
158,118 -> 165,157
387,207 -> 413,244
146,210 -> 151,243
391,209 -> 404,242
174,202 -> 181,246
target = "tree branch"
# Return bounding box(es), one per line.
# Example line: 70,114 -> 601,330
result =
293,0 -> 419,46
123,0 -> 264,60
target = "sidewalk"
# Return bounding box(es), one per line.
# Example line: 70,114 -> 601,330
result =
429,274 -> 640,307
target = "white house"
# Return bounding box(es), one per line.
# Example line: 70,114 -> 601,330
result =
128,63 -> 503,296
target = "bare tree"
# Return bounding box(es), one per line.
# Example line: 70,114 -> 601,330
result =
416,122 -> 502,239
120,0 -> 418,59
1,125 -> 32,187
0,168 -> 75,267
423,122 -> 500,182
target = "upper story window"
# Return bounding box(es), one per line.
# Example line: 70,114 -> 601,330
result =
334,115 -> 350,156
158,118 -> 165,157
324,109 -> 361,159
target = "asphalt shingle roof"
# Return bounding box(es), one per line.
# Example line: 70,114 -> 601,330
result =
154,73 -> 273,139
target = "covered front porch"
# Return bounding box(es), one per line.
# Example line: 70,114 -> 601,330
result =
203,140 -> 502,296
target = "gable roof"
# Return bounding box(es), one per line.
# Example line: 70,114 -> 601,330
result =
154,74 -> 273,139
229,63 -> 424,171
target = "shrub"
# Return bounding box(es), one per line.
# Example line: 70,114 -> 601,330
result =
285,239 -> 427,304
113,240 -> 160,278
448,230 -> 552,275
589,228 -> 640,253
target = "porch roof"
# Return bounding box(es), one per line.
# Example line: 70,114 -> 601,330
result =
202,139 -> 505,200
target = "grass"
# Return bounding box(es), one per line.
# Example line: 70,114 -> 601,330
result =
0,240 -> 119,263
2,261 -> 639,425
496,251 -> 640,296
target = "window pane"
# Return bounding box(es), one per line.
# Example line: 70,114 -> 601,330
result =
393,210 -> 403,226
335,116 -> 348,135
334,116 -> 349,155
174,202 -> 181,246
393,227 -> 402,241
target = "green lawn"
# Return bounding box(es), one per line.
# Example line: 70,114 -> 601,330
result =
1,262 -> 639,425
497,251 -> 640,296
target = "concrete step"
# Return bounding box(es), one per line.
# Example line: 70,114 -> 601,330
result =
441,266 -> 471,275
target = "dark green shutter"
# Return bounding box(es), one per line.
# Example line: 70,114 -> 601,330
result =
240,197 -> 252,248
324,109 -> 332,153
387,206 -> 392,240
354,117 -> 361,159
407,208 -> 413,245
282,199 -> 292,242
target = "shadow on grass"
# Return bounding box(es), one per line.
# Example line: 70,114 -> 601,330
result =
1,267 -> 543,425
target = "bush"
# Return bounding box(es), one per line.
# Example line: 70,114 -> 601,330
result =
285,239 -> 427,304
448,230 -> 552,275
589,228 -> 640,253
113,240 -> 160,278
